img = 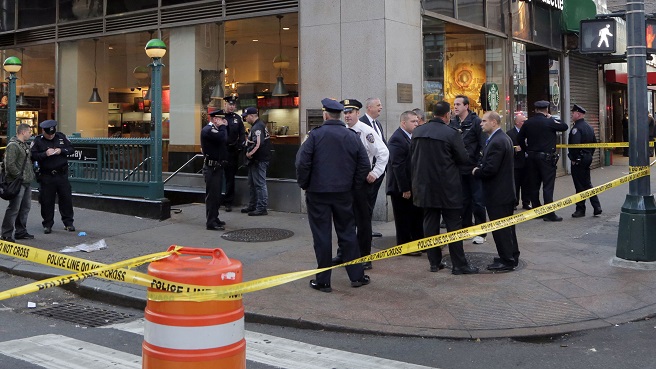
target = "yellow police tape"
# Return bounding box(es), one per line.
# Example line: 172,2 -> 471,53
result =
0,166 -> 651,302
556,142 -> 654,149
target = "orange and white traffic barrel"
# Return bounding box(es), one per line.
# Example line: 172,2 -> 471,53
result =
142,246 -> 245,369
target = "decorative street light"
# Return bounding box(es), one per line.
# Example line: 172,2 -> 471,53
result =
3,56 -> 22,139
145,38 -> 166,199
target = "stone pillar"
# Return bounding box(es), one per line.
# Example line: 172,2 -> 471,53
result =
299,0 -> 423,220
169,26 -> 201,147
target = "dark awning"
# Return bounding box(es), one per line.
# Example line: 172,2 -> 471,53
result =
562,0 -> 597,33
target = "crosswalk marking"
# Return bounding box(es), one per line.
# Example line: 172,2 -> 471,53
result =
0,320 -> 437,369
0,334 -> 141,369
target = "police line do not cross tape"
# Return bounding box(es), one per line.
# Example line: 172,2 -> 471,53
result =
0,165 -> 651,302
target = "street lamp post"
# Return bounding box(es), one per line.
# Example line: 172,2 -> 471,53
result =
3,56 -> 22,139
145,38 -> 166,200
616,0 -> 656,261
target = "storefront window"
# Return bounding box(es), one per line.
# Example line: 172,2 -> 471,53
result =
486,0 -> 506,32
18,0 -> 56,29
106,0 -> 158,15
458,0 -> 485,27
548,57 -> 561,118
533,5 -> 552,47
512,0 -> 531,41
59,0 -> 103,22
512,42 -> 527,115
443,26 -> 486,115
484,35 -> 508,125
0,0 -> 15,32
423,18 -> 445,117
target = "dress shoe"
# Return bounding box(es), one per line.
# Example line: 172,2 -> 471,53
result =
248,210 -> 268,216
543,214 -> 563,222
241,207 -> 255,213
430,261 -> 447,272
1,236 -> 15,242
216,219 -> 226,226
309,279 -> 332,292
487,261 -> 515,271
522,204 -> 533,210
15,233 -> 35,240
224,205 -> 232,212
331,256 -> 343,266
494,257 -> 519,267
65,225 -> 76,232
363,261 -> 372,270
351,275 -> 370,288
44,227 -> 52,234
405,251 -> 422,257
206,224 -> 225,231
593,207 -> 602,216
452,265 -> 480,275
571,211 -> 585,218
371,231 -> 383,238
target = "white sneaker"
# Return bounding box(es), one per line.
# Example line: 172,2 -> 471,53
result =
472,236 -> 486,244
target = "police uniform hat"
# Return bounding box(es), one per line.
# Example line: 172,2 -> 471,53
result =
321,98 -> 344,113
40,120 -> 58,134
241,106 -> 258,118
534,100 -> 550,109
571,104 -> 586,114
223,95 -> 239,104
339,99 -> 362,112
209,109 -> 226,118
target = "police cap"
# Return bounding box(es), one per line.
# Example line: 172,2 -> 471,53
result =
321,98 -> 344,113
340,99 -> 362,112
571,104 -> 586,114
40,120 -> 57,134
223,95 -> 239,104
534,100 -> 550,109
209,109 -> 226,117
241,106 -> 258,118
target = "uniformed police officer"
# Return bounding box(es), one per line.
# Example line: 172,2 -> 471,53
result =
31,120 -> 75,234
222,96 -> 246,212
568,104 -> 602,218
295,98 -> 371,292
201,110 -> 229,230
517,100 -> 568,222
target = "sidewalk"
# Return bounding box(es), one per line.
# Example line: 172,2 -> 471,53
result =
1,158 -> 656,338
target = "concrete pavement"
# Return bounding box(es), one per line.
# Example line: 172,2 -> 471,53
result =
1,156 -> 656,338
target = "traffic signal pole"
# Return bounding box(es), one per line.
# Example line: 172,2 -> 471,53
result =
616,0 -> 656,261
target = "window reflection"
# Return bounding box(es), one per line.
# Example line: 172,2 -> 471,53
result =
18,0 -> 55,29
423,0 -> 454,18
0,0 -> 14,31
106,0 -> 158,15
458,0 -> 484,26
59,0 -> 103,22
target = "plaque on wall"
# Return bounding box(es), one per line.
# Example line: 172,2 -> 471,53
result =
397,83 -> 413,103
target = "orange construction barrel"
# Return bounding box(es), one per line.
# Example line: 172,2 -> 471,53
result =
142,246 -> 245,369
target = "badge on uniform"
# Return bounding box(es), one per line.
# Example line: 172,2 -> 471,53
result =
571,128 -> 578,134
366,133 -> 375,143
211,128 -> 218,133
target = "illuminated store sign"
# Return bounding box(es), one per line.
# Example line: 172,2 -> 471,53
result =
519,0 -> 564,11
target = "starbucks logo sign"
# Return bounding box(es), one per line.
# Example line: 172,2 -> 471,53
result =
487,83 -> 499,111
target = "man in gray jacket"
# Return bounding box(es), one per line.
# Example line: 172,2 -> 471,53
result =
1,124 -> 36,242
411,102 -> 479,275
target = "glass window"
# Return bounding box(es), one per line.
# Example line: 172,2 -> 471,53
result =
106,0 -> 158,15
512,0 -> 531,41
0,0 -> 15,31
162,0 -> 193,6
512,42 -> 527,116
59,0 -> 103,22
458,0 -> 485,26
548,57 -> 561,117
422,17 -> 446,118
18,0 -> 55,29
484,35 -> 507,124
550,9 -> 562,48
423,0 -> 454,18
443,25 -> 486,115
487,0 -> 505,32
533,5 -> 551,46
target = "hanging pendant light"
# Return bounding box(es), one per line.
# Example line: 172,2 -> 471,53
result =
88,38 -> 102,103
272,15 -> 288,97
211,22 -> 225,100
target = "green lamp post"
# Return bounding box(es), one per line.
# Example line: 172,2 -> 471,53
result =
3,56 -> 22,139
145,38 -> 166,200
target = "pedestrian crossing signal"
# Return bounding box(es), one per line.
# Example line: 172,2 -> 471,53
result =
580,19 -> 617,54
648,19 -> 656,54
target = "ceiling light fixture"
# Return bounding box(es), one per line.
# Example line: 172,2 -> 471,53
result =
88,39 -> 102,103
272,15 -> 289,97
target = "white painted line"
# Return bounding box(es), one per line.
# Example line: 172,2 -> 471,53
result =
104,319 -> 437,369
0,334 -> 141,369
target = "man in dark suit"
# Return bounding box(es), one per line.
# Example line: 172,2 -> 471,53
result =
411,101 -> 479,275
473,111 -> 519,271
506,112 -> 531,210
387,111 -> 423,257
359,97 -> 386,237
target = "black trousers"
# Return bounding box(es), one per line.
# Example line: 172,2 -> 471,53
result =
203,164 -> 224,227
526,154 -> 557,208
571,156 -> 601,213
486,203 -> 520,265
353,186 -> 372,257
461,173 -> 487,236
514,166 -> 531,206
222,151 -> 239,206
367,174 -> 385,218
306,191 -> 364,285
38,173 -> 74,228
390,192 -> 423,245
423,207 -> 467,268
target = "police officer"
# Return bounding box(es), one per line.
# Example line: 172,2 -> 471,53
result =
222,96 -> 245,212
568,104 -> 602,218
31,120 -> 75,234
517,100 -> 568,222
201,110 -> 229,230
295,98 -> 371,292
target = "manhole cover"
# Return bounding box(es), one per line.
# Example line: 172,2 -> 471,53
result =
31,303 -> 136,327
221,228 -> 294,242
443,251 -> 525,273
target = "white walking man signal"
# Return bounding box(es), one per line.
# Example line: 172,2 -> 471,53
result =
598,24 -> 613,48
